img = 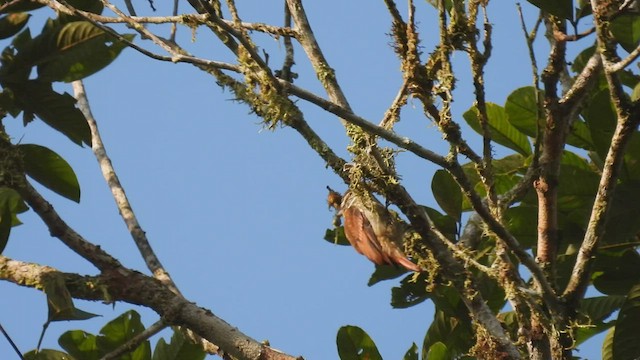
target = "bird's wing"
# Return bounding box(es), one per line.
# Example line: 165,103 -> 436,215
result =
342,206 -> 392,265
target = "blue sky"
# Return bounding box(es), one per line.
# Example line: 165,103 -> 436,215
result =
0,1 -> 605,359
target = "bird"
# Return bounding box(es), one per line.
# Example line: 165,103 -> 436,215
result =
327,187 -> 421,272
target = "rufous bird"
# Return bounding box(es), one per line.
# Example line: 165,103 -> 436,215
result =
327,187 -> 421,272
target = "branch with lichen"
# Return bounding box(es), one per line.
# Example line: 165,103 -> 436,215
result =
563,0 -> 640,306
0,255 -> 301,360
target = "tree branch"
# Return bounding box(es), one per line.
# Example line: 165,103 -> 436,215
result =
73,80 -> 179,292
0,256 -> 303,360
16,181 -> 122,271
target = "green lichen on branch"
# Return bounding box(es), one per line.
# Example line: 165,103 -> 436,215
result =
315,63 -> 336,89
211,65 -> 301,130
0,136 -> 24,189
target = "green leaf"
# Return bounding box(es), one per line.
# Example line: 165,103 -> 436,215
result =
425,342 -> 449,360
59,330 -> 100,360
402,343 -> 419,360
44,275 -> 99,322
567,119 -> 594,149
0,201 -> 12,254
575,296 -> 625,345
611,14 -> 640,52
10,81 -> 91,146
504,86 -> 594,149
64,0 -> 103,15
336,326 -> 382,360
153,330 -> 206,360
24,349 -> 76,360
37,21 -> 134,82
97,310 -> 150,359
621,134 -> 640,181
592,250 -> 640,295
632,82 -> 640,101
557,163 -> 600,211
422,309 -> 473,359
613,284 -> 640,360
324,227 -> 350,246
0,0 -> 44,14
422,206 -> 458,241
463,102 -> 531,156
572,46 -> 595,74
390,273 -> 430,308
602,327 -> 615,360
0,187 -> 28,225
582,89 -> 616,160
504,86 -> 538,137
18,144 -> 81,202
0,12 -> 29,39
526,0 -> 573,20
602,182 -> 640,245
503,206 -> 537,248
581,296 -> 626,323
368,264 -> 408,286
431,170 -> 462,221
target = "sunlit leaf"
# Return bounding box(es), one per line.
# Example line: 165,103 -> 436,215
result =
153,330 -> 206,360
611,14 -> 640,52
463,102 -> 532,156
0,187 -> 27,225
18,144 -> 81,202
425,342 -> 449,360
504,86 -> 538,137
98,310 -> 150,359
336,326 -> 382,360
59,330 -> 100,360
402,343 -> 419,360
602,327 -> 615,360
613,284 -> 640,360
24,349 -> 76,360
37,21 -> 134,82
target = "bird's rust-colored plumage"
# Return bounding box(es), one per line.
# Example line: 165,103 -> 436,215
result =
327,188 -> 420,272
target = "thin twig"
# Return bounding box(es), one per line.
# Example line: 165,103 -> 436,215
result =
279,80 -> 448,167
606,43 -> 640,72
278,2 -> 296,83
0,322 -> 24,360
100,320 -> 168,360
378,80 -> 408,130
169,0 -> 178,42
72,81 -> 178,292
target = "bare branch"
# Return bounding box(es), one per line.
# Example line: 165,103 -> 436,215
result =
73,80 -> 178,292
